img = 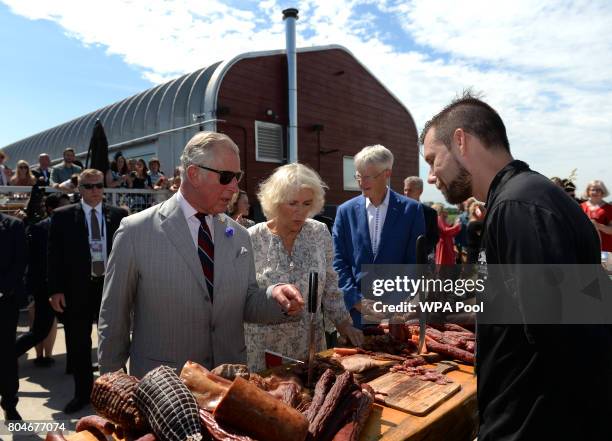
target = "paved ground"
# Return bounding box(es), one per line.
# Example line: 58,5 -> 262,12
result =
2,311 -> 99,441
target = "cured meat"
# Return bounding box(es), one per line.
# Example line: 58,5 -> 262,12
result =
362,326 -> 386,336
332,347 -> 360,356
45,434 -> 69,441
180,361 -> 230,411
91,370 -> 149,433
389,356 -> 427,371
388,323 -> 410,342
315,387 -> 361,441
465,341 -> 475,353
308,371 -> 356,440
390,364 -> 453,384
75,415 -> 116,436
136,365 -> 202,441
331,386 -> 375,441
425,336 -> 475,364
199,409 -> 255,441
247,372 -> 307,409
134,434 -> 158,441
214,376 -> 309,441
362,334 -> 414,355
443,331 -> 476,340
305,369 -> 336,422
441,323 -> 473,333
210,364 -> 250,381
266,381 -> 302,408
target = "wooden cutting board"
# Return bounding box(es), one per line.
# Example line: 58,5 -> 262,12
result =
368,362 -> 461,416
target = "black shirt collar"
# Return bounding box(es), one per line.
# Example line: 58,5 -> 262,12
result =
485,160 -> 530,209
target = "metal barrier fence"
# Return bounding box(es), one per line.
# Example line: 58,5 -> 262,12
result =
0,186 -> 173,216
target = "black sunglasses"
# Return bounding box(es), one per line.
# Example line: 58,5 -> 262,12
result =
80,183 -> 104,190
195,164 -> 243,185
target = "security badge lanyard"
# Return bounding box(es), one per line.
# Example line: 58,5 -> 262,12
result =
89,210 -> 105,276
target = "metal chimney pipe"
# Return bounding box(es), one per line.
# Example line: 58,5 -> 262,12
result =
283,8 -> 299,163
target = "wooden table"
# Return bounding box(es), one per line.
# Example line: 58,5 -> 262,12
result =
65,361 -> 477,441
361,364 -> 477,441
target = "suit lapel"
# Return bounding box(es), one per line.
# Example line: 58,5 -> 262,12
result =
74,204 -> 90,255
212,215 -> 232,302
355,196 -> 374,262
102,205 -> 114,252
159,195 -> 208,294
376,190 -> 400,261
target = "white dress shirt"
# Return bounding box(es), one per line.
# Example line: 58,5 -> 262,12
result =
81,200 -> 108,269
177,190 -> 215,248
365,187 -> 390,256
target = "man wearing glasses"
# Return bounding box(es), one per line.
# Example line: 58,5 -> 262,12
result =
48,169 -> 128,413
333,144 -> 425,328
98,132 -> 304,379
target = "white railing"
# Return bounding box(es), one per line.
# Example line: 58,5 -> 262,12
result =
0,186 -> 173,216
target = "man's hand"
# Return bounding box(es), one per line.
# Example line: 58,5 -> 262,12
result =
353,299 -> 386,321
271,284 -> 304,315
49,293 -> 66,313
336,319 -> 364,347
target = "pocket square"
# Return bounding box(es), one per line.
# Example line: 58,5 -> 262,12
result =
239,246 -> 249,256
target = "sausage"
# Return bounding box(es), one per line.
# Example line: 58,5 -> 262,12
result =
425,336 -> 475,364
309,371 -> 356,440
44,434 -> 69,441
214,376 -> 309,441
305,369 -> 336,422
332,386 -> 375,441
333,347 -> 360,356
75,415 -> 116,435
134,433 -> 158,441
465,340 -> 476,353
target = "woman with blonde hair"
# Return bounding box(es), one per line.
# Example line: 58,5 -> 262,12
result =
580,180 -> 612,251
245,163 -> 363,372
9,160 -> 36,186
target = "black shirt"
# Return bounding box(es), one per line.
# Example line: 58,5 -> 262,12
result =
422,204 -> 439,259
477,160 -> 612,440
465,220 -> 483,264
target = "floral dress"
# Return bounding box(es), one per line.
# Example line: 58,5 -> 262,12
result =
244,219 -> 351,372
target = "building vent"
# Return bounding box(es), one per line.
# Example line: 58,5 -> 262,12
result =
255,121 -> 284,163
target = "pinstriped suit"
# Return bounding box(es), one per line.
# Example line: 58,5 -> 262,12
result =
97,193 -> 285,378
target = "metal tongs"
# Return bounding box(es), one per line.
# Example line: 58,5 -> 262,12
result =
415,235 -> 428,354
307,271 -> 319,387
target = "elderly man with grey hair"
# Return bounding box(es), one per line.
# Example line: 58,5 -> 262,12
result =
404,176 -> 438,262
332,144 -> 425,328
98,131 -> 304,377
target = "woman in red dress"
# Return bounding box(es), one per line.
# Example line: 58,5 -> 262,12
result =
432,203 -> 462,265
580,180 -> 612,252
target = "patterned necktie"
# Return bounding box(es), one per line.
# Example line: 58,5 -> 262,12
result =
195,213 -> 214,300
90,209 -> 104,276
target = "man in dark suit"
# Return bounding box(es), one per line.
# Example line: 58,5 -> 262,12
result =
16,193 -> 70,364
403,176 -> 439,262
333,145 -> 425,328
48,169 -> 128,413
0,213 -> 27,421
32,153 -> 52,186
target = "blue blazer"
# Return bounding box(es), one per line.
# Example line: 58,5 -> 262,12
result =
332,190 -> 425,327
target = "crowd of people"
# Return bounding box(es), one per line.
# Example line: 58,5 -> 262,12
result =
1,94 -> 611,439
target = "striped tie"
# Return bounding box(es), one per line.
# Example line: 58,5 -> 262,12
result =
195,213 -> 214,300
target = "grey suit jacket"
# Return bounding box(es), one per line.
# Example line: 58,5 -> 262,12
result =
98,193 -> 285,378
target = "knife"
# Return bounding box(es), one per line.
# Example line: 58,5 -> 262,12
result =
415,235 -> 427,354
307,271 -> 319,387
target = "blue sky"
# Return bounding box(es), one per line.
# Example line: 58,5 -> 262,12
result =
1,0 -> 610,203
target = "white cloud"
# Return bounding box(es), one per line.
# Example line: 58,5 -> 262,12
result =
2,0 -> 611,201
